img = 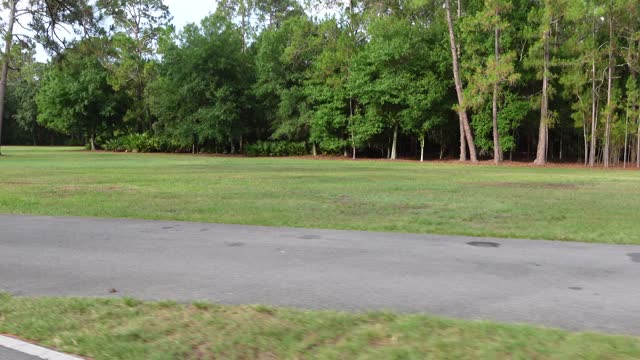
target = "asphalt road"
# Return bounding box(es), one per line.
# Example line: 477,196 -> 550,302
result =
0,346 -> 39,360
1,214 -> 639,335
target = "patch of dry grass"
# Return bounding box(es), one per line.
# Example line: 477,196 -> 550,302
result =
1,294 -> 639,360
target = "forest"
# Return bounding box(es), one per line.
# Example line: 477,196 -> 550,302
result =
1,0 -> 639,167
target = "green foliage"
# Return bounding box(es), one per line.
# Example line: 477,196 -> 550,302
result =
36,39 -> 125,149
2,0 -> 638,164
245,141 -> 307,156
148,13 -> 251,151
102,133 -> 179,152
351,15 -> 449,153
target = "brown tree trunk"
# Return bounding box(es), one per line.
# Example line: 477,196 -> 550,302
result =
624,112 -> 628,168
349,97 -> 355,160
589,56 -> 598,167
0,0 -> 16,156
390,125 -> 398,160
583,114 -> 588,166
445,0 -> 478,163
492,24 -> 502,164
603,9 -> 614,168
534,29 -> 551,165
637,119 -> 640,168
455,0 -> 466,162
459,120 -> 467,160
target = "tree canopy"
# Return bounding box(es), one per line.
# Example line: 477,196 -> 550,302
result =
1,0 -> 640,167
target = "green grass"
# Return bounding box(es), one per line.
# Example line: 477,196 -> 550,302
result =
1,294 -> 638,359
1,146 -> 640,244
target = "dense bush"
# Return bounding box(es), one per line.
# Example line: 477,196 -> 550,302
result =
103,133 -> 178,153
245,141 -> 308,157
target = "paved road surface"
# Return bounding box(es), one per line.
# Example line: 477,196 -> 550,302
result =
0,346 -> 39,360
1,215 -> 639,335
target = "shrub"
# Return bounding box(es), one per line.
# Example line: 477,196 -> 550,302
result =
102,133 -> 179,153
245,141 -> 308,157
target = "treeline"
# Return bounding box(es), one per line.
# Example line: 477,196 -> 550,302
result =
1,0 -> 640,167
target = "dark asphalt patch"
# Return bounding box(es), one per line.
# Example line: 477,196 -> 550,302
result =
226,242 -> 245,247
627,253 -> 640,263
467,241 -> 501,248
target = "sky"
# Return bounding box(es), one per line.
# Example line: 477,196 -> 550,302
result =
34,0 -> 217,62
164,0 -> 217,30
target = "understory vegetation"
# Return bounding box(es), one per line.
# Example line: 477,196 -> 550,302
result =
1,294 -> 639,360
1,0 -> 640,167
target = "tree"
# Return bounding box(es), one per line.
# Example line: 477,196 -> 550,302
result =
444,0 -> 478,162
9,59 -> 45,145
463,0 -> 519,163
36,40 -> 123,150
529,0 -> 568,165
97,0 -> 172,132
148,14 -> 249,152
351,16 -> 447,160
0,0 -> 96,154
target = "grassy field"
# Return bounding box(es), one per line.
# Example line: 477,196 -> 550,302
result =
1,294 -> 639,360
1,146 -> 640,244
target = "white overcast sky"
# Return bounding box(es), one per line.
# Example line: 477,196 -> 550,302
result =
165,0 -> 217,30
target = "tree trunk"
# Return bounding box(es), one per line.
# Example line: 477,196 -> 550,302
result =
420,136 -> 425,162
459,120 -> 467,160
455,0 -> 466,162
90,134 -> 96,151
637,119 -> 640,168
0,0 -> 16,156
492,24 -> 502,164
624,112 -> 629,168
603,9 -> 614,168
390,125 -> 398,160
589,58 -> 598,167
583,113 -> 588,166
445,0 -> 478,163
312,143 -> 317,157
534,29 -> 550,166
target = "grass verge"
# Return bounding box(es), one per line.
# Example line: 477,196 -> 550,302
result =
1,294 -> 639,359
1,146 -> 640,243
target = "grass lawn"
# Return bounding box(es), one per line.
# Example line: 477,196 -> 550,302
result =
1,146 -> 640,244
1,294 -> 639,360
